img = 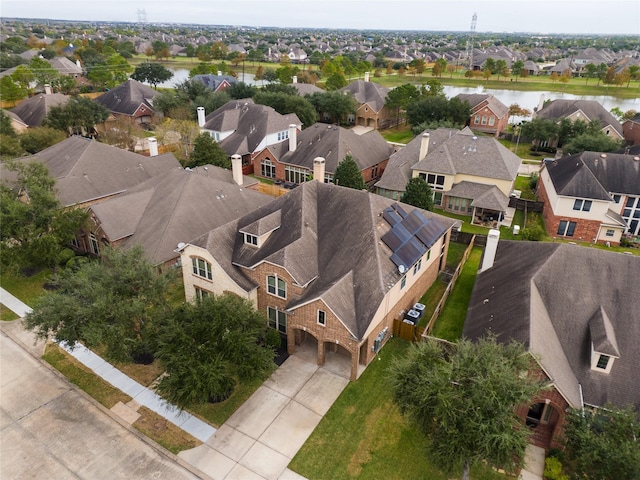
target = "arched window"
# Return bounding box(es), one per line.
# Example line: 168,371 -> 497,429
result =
191,257 -> 212,280
261,159 -> 275,178
267,274 -> 286,298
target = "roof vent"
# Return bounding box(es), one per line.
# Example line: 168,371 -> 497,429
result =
634,156 -> 640,162
600,153 -> 607,158
398,265 -> 406,274
177,242 -> 186,249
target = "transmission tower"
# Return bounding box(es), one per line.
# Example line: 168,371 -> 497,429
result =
465,13 -> 477,70
137,8 -> 147,25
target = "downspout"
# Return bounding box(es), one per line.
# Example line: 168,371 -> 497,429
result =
578,383 -> 584,413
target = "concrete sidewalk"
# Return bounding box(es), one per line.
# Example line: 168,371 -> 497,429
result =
0,287 -> 32,317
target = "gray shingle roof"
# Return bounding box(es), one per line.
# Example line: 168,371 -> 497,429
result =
455,93 -> 509,119
10,136 -> 180,206
193,181 -> 456,340
447,181 -> 509,211
412,127 -> 521,181
536,99 -> 623,137
340,80 -> 390,113
464,241 -> 640,410
10,93 -> 69,127
91,166 -> 270,265
277,123 -> 392,173
95,79 -> 158,116
546,151 -> 640,200
192,74 -> 237,91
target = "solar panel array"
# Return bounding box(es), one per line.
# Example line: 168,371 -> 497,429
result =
381,203 -> 447,271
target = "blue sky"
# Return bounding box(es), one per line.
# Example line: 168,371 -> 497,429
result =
1,0 -> 638,35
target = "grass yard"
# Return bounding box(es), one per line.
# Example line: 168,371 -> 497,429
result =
0,305 -> 19,321
0,269 -> 51,307
379,124 -> 414,144
436,210 -> 491,235
289,338 -> 507,480
514,175 -> 538,200
132,406 -> 201,454
430,246 -> 482,342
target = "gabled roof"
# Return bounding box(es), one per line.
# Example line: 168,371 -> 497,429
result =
7,136 -> 180,206
545,151 -> 640,200
91,166 -> 269,265
536,99 -> 623,137
47,57 -> 82,75
191,181 -> 456,340
464,241 -> 640,410
291,83 -> 323,96
375,128 -> 458,193
456,93 -> 509,119
10,93 -> 69,127
276,123 -> 392,174
412,127 -> 521,181
2,108 -> 28,129
447,181 -> 509,211
340,80 -> 390,113
202,99 -> 301,156
95,79 -> 158,116
192,74 -> 237,91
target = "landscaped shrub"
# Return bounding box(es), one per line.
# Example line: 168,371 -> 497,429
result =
520,224 -> 545,241
544,456 -> 568,480
529,172 -> 539,191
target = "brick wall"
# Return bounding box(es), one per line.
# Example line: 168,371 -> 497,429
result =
515,384 -> 569,451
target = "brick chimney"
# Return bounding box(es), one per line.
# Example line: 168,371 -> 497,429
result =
313,157 -> 325,182
148,137 -> 158,157
197,107 -> 206,128
231,154 -> 243,185
480,229 -> 500,272
289,124 -> 297,152
419,132 -> 430,160
364,71 -> 370,82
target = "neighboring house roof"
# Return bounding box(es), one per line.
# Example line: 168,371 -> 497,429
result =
90,166 -> 270,265
340,80 -> 390,113
47,57 -> 82,76
535,99 -> 623,137
202,99 -> 301,156
10,93 -> 69,127
456,93 -> 509,119
5,136 -> 180,206
447,181 -> 509,211
189,181 -> 456,340
191,74 -> 237,91
375,128 -> 458,193
1,108 -> 28,130
464,241 -> 640,410
412,126 -> 522,181
95,79 -> 158,117
291,83 -> 323,96
545,151 -> 640,200
274,123 -> 392,174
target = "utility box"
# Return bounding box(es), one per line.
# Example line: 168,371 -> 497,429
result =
513,225 -> 521,235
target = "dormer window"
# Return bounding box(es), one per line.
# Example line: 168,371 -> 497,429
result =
244,233 -> 258,246
588,306 -> 619,374
595,354 -> 610,370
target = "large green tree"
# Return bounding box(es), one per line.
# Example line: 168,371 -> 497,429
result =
389,336 -> 545,480
406,95 -> 470,130
253,91 -> 318,130
307,91 -> 358,125
333,154 -> 365,190
562,405 -> 640,480
155,293 -> 275,407
131,62 -> 173,89
44,96 -> 109,136
386,83 -> 421,127
24,245 -> 173,362
401,177 -> 434,211
19,127 -> 66,154
520,118 -> 559,152
28,57 -> 59,88
187,133 -> 231,169
0,160 -> 87,271
562,131 -> 623,154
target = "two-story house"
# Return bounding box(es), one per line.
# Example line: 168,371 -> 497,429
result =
456,93 -> 509,138
537,151 -> 640,244
95,79 -> 159,125
179,177 -> 456,380
197,99 -> 302,175
251,122 -> 393,186
339,74 -> 392,129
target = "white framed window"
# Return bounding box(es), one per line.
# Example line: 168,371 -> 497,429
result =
400,275 -> 406,289
474,115 -> 480,124
261,159 -> 276,178
557,220 -> 577,237
413,257 -> 422,275
285,165 -> 309,184
267,274 -> 286,298
268,306 -> 287,333
277,130 -> 289,141
573,199 -> 592,212
488,116 -> 495,126
192,257 -> 212,280
481,115 -> 488,125
605,229 -> 615,237
244,233 -> 258,246
89,233 -> 99,255
195,286 -> 210,301
317,310 -> 326,326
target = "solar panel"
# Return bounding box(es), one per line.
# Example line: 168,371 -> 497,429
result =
382,207 -> 402,227
402,209 -> 428,234
415,219 -> 447,247
393,203 -> 409,218
391,237 -> 426,269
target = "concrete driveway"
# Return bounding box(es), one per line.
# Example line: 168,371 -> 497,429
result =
179,353 -> 349,480
0,324 -> 203,480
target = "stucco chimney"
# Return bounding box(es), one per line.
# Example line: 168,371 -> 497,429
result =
44,84 -> 52,95
231,154 -> 243,185
292,75 -> 298,84
313,157 -> 326,182
148,137 -> 158,157
76,59 -> 81,69
419,132 -> 430,160
364,71 -> 370,82
217,71 -> 222,76
480,229 -> 500,272
197,106 -> 206,128
288,124 -> 297,152
536,94 -> 545,114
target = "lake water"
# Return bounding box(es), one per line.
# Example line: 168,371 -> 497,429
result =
153,69 -> 640,114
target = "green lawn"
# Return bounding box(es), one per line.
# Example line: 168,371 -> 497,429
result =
290,338 -> 507,480
0,269 -> 51,308
0,305 -> 19,321
514,175 -> 537,200
379,124 -> 414,144
430,247 -> 482,342
436,210 -> 491,235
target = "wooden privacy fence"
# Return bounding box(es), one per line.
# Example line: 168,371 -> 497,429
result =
256,182 -> 289,198
508,197 -> 544,213
393,319 -> 425,341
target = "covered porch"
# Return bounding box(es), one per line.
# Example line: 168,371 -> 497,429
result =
444,181 -> 511,228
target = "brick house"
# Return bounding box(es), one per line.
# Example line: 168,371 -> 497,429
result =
179,179 -> 456,380
84,161 -> 270,267
339,74 -> 392,129
377,127 -> 521,225
537,151 -> 640,244
95,79 -> 159,125
9,92 -> 69,128
198,98 -> 302,175
191,73 -> 237,93
456,93 -> 509,138
465,238 -> 640,449
251,122 -> 393,186
622,113 -> 640,146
